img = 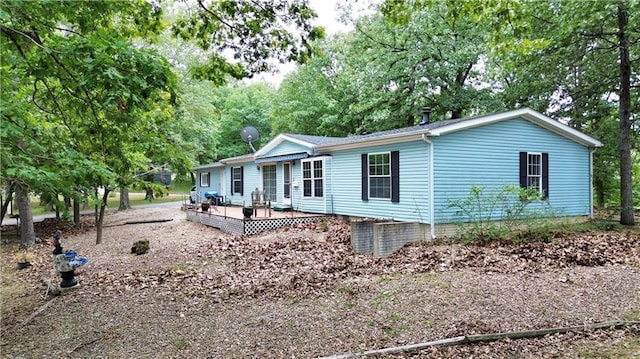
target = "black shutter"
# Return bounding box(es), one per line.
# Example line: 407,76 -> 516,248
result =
542,153 -> 549,198
519,152 -> 527,188
361,154 -> 368,201
230,168 -> 234,195
240,166 -> 244,196
207,172 -> 211,187
391,150 -> 400,203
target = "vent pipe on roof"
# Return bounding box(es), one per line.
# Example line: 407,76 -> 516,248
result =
419,107 -> 431,125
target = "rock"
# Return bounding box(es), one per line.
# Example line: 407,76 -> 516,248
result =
131,239 -> 149,255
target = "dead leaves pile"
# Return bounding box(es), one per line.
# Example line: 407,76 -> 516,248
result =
77,217 -> 640,303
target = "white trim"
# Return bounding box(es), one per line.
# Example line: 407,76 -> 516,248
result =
526,152 -> 544,195
316,133 -> 428,152
367,152 -> 392,200
200,172 -> 210,187
283,162 -> 292,206
589,149 -> 595,218
301,158 -> 324,198
231,166 -> 242,194
254,134 -> 315,157
421,134 -> 436,239
428,108 -> 603,148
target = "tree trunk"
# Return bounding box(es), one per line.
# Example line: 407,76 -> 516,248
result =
145,187 -> 154,201
63,196 -> 71,219
595,177 -> 605,209
617,2 -> 634,225
16,187 -> 35,249
119,187 -> 131,210
73,197 -> 81,227
0,182 -> 15,225
95,190 -> 110,244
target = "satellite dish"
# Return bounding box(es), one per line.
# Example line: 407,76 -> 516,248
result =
240,126 -> 260,152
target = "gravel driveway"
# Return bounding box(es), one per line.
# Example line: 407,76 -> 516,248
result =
1,206 -> 638,358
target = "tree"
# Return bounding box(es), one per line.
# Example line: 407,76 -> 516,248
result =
216,82 -> 277,158
271,52 -> 344,136
279,0 -> 503,137
1,1 -> 178,244
2,0 -> 324,245
486,0 -> 639,225
171,0 -> 324,85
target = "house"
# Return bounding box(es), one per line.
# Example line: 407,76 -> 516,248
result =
192,108 -> 602,238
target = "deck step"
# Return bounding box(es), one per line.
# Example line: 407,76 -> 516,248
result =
273,205 -> 292,212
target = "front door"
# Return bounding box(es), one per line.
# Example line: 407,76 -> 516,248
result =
283,162 -> 292,206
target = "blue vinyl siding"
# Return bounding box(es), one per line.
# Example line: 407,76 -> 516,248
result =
195,112 -> 596,227
222,160 -> 261,206
264,141 -> 311,157
433,118 -> 592,223
325,141 -> 431,222
294,157 -> 332,214
194,167 -> 222,202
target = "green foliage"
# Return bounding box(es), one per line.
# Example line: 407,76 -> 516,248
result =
215,82 -> 277,159
171,0 -> 324,85
1,0 -> 178,243
484,0 -> 639,224
448,185 -> 553,243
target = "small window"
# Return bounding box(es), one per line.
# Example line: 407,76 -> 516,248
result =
262,165 -> 276,202
302,159 -> 323,197
527,153 -> 542,192
200,172 -> 210,187
232,167 -> 243,195
361,151 -> 399,202
519,152 -> 548,198
369,152 -> 391,199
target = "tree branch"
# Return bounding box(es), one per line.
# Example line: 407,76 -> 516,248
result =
197,0 -> 237,32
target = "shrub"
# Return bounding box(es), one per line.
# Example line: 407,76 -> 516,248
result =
448,185 -> 555,244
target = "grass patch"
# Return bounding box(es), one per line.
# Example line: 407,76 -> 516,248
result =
173,336 -> 187,350
621,308 -> 640,321
577,335 -> 640,358
5,186 -> 191,220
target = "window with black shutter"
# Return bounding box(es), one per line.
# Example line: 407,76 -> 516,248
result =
362,151 -> 399,202
519,151 -> 548,198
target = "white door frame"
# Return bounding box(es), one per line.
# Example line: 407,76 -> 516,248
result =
283,162 -> 292,206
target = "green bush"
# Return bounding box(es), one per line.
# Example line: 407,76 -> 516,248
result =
448,185 -> 555,244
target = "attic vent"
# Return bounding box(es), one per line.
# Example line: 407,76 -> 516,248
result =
419,107 -> 431,125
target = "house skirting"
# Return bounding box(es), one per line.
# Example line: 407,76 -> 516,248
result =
186,210 -> 324,236
351,219 -> 432,257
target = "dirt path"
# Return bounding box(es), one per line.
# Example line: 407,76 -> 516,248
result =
1,207 -> 639,358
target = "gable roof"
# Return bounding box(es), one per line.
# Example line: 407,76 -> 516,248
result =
315,108 -> 602,151
193,108 -> 602,171
193,153 -> 254,170
253,133 -> 342,157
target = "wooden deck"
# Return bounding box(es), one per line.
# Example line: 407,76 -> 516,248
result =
184,203 -> 324,236
185,203 -> 316,219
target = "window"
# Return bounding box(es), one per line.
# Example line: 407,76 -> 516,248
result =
302,159 -> 323,197
519,152 -> 548,198
231,166 -> 243,195
527,153 -> 542,192
362,151 -> 399,202
262,165 -> 276,201
200,172 -> 210,187
369,153 -> 391,199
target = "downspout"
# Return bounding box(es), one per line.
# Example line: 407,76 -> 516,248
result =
589,148 -> 595,218
421,134 -> 436,239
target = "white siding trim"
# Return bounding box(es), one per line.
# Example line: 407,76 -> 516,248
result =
254,134 -> 315,157
421,134 -> 436,239
428,108 -> 603,148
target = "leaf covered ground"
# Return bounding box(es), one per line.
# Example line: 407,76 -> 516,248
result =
1,206 -> 639,358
